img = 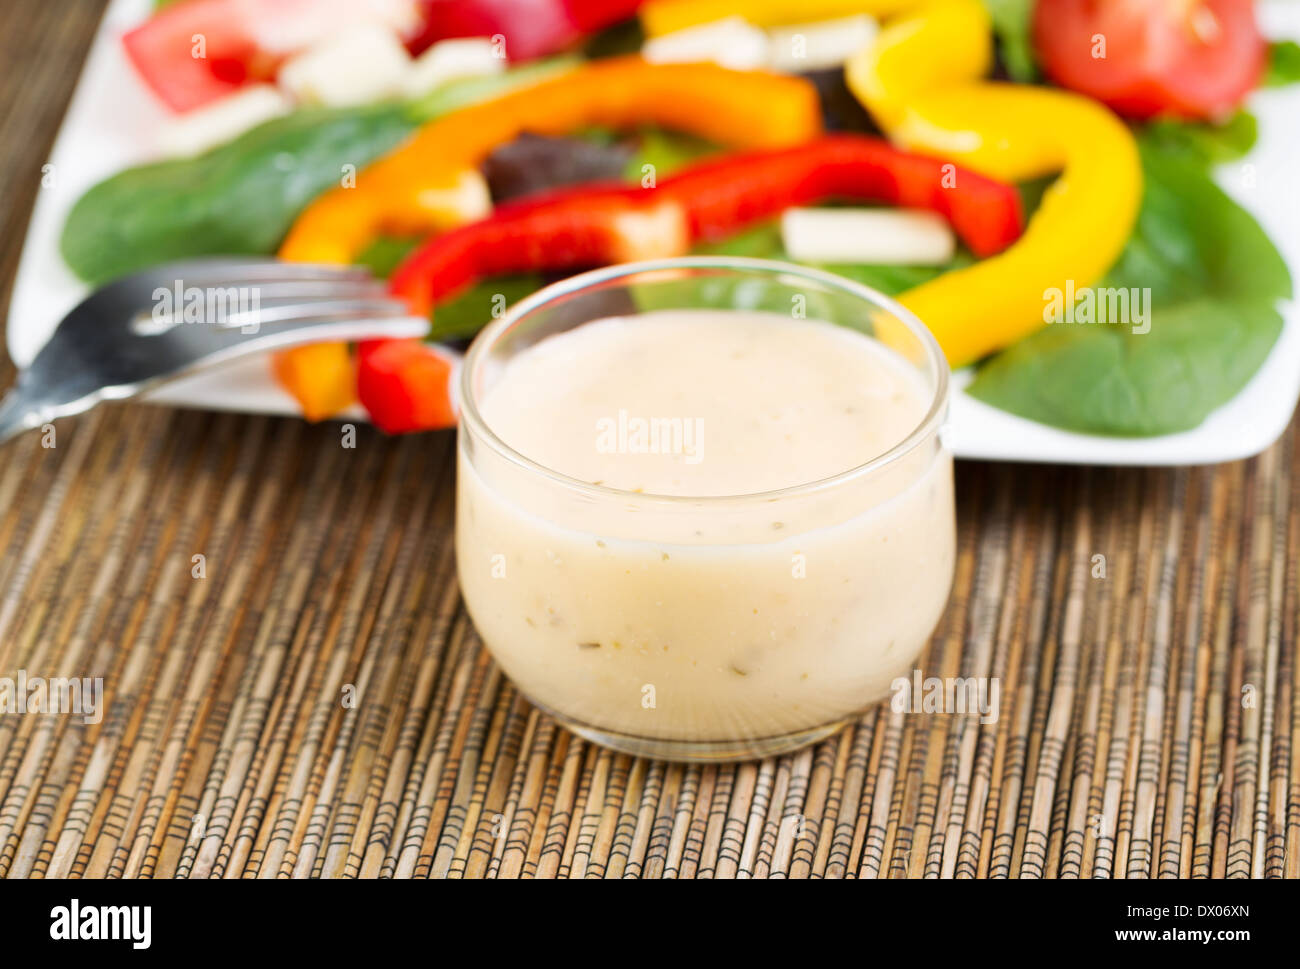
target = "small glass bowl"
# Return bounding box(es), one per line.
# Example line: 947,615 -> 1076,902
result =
456,257 -> 954,762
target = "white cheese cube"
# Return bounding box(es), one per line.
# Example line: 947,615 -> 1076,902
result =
767,15 -> 878,72
642,17 -> 769,71
404,37 -> 504,97
781,207 -> 956,265
278,24 -> 413,107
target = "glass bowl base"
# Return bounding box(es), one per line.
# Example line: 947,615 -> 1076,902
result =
532,700 -> 852,763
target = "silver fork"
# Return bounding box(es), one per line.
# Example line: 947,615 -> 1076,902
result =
0,258 -> 429,444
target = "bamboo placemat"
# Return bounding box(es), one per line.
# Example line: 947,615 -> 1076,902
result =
1,1 -> 1298,879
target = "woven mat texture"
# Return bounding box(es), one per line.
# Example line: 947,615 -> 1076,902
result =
0,0 -> 1297,879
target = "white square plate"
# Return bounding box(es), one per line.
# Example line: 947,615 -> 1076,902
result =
8,0 -> 1300,463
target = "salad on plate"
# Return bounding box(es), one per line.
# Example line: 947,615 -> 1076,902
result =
40,0 -> 1300,448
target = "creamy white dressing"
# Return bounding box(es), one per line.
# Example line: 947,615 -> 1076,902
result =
457,309 -> 954,745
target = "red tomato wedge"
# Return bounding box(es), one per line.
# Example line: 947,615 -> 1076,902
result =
125,0 -> 644,112
123,0 -> 426,113
1032,0 -> 1266,120
123,0 -> 268,113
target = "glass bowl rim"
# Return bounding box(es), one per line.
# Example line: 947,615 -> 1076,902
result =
458,255 -> 950,507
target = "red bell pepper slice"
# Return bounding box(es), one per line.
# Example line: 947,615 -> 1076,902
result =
356,339 -> 459,435
390,134 -> 1023,318
410,0 -> 646,60
391,181 -> 681,315
659,135 -> 1024,256
365,135 -> 1024,435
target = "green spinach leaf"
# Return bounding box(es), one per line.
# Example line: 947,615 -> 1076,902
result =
966,139 -> 1290,436
61,103 -> 413,286
354,236 -> 420,279
1265,40 -> 1300,87
623,128 -> 719,181
427,275 -> 546,342
60,62 -> 573,285
983,0 -> 1039,83
355,234 -> 542,342
1141,112 -> 1258,166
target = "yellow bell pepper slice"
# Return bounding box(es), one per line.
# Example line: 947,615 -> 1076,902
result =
846,0 -> 1143,368
641,0 -> 921,35
845,0 -> 989,134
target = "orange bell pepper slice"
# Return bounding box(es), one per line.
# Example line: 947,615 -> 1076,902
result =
273,56 -> 823,421
278,56 -> 823,265
271,341 -> 356,422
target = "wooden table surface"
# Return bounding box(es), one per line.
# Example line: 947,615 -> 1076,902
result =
1,1 -> 1297,879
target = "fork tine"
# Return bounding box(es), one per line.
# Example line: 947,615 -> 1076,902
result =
198,314 -> 432,354
240,279 -> 391,302
2,252 -> 441,444
139,258 -> 376,286
215,262 -> 376,282
217,298 -> 414,330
